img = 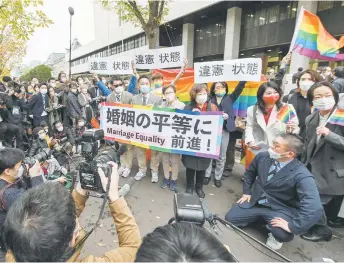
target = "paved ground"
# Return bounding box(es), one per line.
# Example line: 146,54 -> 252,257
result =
78,154 -> 344,262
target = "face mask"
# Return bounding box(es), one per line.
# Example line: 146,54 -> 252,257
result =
324,72 -> 331,77
56,126 -> 63,132
102,79 -> 107,84
39,133 -> 46,140
44,128 -> 49,133
140,85 -> 151,94
215,91 -> 226,97
195,94 -> 207,105
16,166 -> 24,179
78,122 -> 85,127
154,83 -> 162,89
165,93 -> 175,102
263,94 -> 280,104
61,77 -> 67,83
78,80 -> 84,85
40,89 -> 47,94
299,81 -> 314,91
71,89 -> 78,94
268,148 -> 289,160
114,86 -> 123,94
50,83 -> 56,88
313,97 -> 336,111
28,90 -> 34,95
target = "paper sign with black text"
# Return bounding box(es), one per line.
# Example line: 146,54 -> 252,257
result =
194,58 -> 262,83
100,103 -> 223,159
135,45 -> 185,69
89,56 -> 132,75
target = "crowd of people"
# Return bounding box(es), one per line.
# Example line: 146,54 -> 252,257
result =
0,53 -> 343,261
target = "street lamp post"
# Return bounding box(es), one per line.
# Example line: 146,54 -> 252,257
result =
68,6 -> 74,81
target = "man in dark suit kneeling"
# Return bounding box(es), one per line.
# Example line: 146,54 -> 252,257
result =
225,134 -> 323,250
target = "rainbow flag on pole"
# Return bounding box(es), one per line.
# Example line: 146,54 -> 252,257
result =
328,108 -> 344,126
277,104 -> 296,123
290,8 -> 344,61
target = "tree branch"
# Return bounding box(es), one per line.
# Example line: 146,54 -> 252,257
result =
127,0 -> 147,29
157,1 -> 165,21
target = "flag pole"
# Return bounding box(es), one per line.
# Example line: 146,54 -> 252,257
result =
289,6 -> 305,53
323,107 -> 337,126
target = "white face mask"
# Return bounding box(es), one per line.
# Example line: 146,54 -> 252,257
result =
78,122 -> 85,127
40,89 -> 47,94
313,97 -> 335,111
39,133 -> 46,140
50,83 -> 56,88
324,72 -> 331,77
16,166 -> 24,178
268,148 -> 284,160
114,86 -> 123,94
56,126 -> 63,132
165,93 -> 175,103
299,81 -> 315,91
102,79 -> 107,84
195,94 -> 207,105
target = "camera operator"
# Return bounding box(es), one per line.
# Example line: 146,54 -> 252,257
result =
1,162 -> 141,262
135,223 -> 235,262
29,127 -> 49,157
0,87 -> 25,150
52,120 -> 76,157
73,117 -> 86,153
0,148 -> 44,231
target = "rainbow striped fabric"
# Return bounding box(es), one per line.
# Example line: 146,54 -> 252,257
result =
328,108 -> 344,126
277,104 -> 296,123
291,8 -> 344,61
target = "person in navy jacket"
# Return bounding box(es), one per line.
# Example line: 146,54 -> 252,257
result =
225,134 -> 323,250
204,81 -> 246,188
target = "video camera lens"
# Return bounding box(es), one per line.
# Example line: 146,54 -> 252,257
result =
24,148 -> 53,168
96,149 -> 120,165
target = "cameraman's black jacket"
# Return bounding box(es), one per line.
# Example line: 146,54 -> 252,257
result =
2,96 -> 26,125
0,176 -> 44,230
52,127 -> 75,145
29,138 -> 49,157
73,126 -> 86,144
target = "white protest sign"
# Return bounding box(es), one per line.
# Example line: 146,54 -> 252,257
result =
100,103 -> 223,159
194,58 -> 262,83
89,56 -> 132,75
135,45 -> 185,69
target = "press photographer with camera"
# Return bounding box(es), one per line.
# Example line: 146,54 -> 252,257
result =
1,161 -> 141,262
52,120 -> 76,154
0,148 -> 44,235
0,86 -> 25,149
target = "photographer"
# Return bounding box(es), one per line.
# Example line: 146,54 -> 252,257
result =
29,127 -> 49,157
0,148 -> 44,231
51,120 -> 76,160
0,90 -> 25,150
2,162 -> 141,262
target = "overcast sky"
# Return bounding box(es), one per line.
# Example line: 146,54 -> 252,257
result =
23,0 -> 95,64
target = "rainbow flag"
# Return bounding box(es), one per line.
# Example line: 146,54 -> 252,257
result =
153,69 -> 265,118
328,108 -> 344,126
277,104 -> 296,123
290,8 -> 344,61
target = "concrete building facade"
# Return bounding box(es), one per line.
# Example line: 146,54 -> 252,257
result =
70,1 -> 344,76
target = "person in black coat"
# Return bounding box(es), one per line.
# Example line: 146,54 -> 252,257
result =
182,84 -> 219,198
204,81 -> 246,188
29,127 -> 49,157
24,83 -> 49,127
225,134 -> 323,250
332,66 -> 344,94
66,82 -> 82,125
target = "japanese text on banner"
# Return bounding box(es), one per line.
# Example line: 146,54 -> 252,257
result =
135,45 -> 185,69
194,58 -> 262,83
100,104 -> 223,159
89,56 -> 132,75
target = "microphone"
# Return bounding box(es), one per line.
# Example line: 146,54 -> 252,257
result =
118,177 -> 135,197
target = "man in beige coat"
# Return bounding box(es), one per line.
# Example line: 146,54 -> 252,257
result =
3,163 -> 141,262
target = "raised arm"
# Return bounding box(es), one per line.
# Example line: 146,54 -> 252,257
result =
171,58 -> 187,86
230,81 -> 246,103
93,73 -> 111,97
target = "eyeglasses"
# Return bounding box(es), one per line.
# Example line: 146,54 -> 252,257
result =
113,84 -> 123,88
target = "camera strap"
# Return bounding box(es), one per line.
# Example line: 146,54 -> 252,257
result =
59,174 -> 112,262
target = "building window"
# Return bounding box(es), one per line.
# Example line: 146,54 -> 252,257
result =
243,1 -> 298,29
318,1 -> 335,11
195,19 -> 226,58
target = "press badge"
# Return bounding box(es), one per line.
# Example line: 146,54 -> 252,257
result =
12,106 -> 20,115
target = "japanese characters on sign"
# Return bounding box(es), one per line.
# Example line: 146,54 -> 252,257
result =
100,104 -> 223,159
194,58 -> 262,83
134,45 -> 185,69
89,56 -> 132,75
